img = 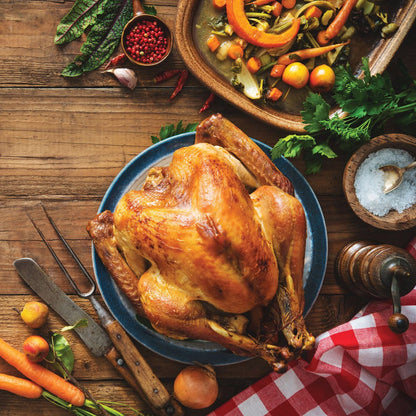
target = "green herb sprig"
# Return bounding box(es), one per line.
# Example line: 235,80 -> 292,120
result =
272,58 -> 416,174
151,121 -> 198,144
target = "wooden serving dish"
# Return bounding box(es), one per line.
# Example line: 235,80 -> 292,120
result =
175,0 -> 416,132
343,134 -> 416,231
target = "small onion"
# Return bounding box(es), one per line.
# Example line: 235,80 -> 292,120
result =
173,364 -> 219,409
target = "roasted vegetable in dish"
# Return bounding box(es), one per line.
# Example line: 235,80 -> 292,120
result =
88,114 -> 314,372
196,0 -> 398,104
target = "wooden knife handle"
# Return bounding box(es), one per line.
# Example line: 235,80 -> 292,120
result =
105,320 -> 184,416
105,346 -> 149,397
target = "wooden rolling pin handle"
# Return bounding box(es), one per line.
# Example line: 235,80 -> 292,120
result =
105,320 -> 184,416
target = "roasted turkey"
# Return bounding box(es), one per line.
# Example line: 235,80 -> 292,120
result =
87,114 -> 314,371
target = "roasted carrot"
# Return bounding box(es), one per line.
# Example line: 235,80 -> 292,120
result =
304,5 -> 323,19
270,63 -> 286,78
248,0 -> 274,5
281,0 -> 296,9
0,338 -> 85,407
317,0 -> 359,45
272,1 -> 283,17
0,373 -> 43,399
207,34 -> 221,52
276,41 -> 349,65
227,43 -> 244,59
213,0 -> 227,9
267,87 -> 283,101
247,57 -> 262,73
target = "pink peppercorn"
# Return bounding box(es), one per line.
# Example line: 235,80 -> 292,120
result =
124,19 -> 169,64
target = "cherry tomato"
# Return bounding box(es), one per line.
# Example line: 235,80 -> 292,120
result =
309,64 -> 336,93
282,62 -> 309,89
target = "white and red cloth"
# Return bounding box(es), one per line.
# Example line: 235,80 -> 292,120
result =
209,241 -> 416,416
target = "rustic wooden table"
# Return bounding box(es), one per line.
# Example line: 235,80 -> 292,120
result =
1,1 -> 416,415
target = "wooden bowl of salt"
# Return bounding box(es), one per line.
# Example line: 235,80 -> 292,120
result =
343,133 -> 416,230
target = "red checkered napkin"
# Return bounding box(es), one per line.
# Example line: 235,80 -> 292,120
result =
209,243 -> 416,416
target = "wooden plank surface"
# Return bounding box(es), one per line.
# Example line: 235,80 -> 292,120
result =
1,0 -> 416,414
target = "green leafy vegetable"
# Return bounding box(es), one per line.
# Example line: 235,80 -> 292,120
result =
151,121 -> 199,144
56,0 -> 133,77
272,58 -> 416,173
143,5 -> 157,15
55,0 -> 104,45
46,333 -> 75,378
60,319 -> 89,333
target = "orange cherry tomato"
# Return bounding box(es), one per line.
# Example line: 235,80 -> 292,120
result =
282,62 -> 309,89
309,64 -> 336,93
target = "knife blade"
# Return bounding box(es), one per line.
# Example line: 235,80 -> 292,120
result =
14,257 -> 112,356
14,257 -> 184,416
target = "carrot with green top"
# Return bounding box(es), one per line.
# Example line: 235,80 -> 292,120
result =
276,41 -> 349,65
0,373 -> 43,399
317,0 -> 359,45
226,0 -> 300,48
0,337 -> 85,407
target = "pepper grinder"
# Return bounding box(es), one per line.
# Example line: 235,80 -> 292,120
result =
335,241 -> 416,333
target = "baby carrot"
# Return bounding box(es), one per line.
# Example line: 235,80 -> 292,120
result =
304,5 -> 323,19
207,34 -> 221,52
248,0 -> 274,5
281,0 -> 296,9
247,57 -> 262,73
270,63 -> 286,78
227,43 -> 244,59
267,87 -> 283,101
213,0 -> 227,9
0,373 -> 43,399
0,337 -> 85,407
317,0 -> 359,45
272,1 -> 283,17
276,41 -> 349,65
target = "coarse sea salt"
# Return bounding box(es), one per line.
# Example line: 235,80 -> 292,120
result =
354,148 -> 416,217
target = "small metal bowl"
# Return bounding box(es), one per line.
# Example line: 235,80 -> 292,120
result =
343,133 -> 416,230
121,0 -> 173,67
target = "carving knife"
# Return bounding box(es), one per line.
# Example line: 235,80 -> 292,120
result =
14,257 -> 183,416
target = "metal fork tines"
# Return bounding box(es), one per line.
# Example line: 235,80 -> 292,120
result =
27,204 -> 96,299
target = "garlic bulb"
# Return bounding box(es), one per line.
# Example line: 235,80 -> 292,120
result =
104,68 -> 137,90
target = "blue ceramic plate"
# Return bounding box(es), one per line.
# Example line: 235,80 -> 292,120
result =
92,133 -> 327,366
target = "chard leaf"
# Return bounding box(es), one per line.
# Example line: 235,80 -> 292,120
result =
62,0 -> 133,77
55,0 -> 105,45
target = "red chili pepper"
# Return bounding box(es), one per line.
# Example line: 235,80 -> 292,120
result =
153,69 -> 181,84
199,92 -> 215,113
104,53 -> 127,69
170,70 -> 189,100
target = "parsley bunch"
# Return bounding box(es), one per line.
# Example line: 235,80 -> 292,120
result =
272,58 -> 416,174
